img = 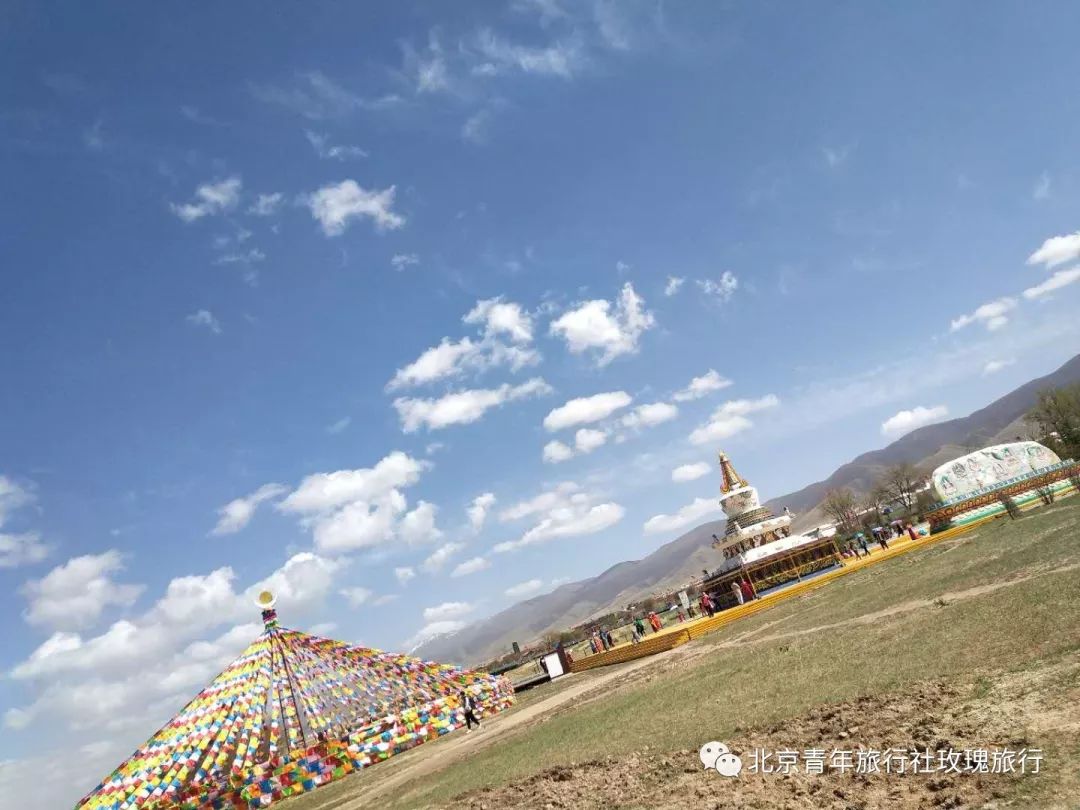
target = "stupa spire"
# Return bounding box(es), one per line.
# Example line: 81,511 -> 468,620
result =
717,451 -> 749,494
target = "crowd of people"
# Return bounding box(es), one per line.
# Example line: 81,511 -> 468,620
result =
842,521 -> 919,559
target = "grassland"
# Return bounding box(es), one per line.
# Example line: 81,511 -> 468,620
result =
295,498 -> 1080,809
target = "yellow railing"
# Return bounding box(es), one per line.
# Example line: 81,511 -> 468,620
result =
565,508 -> 1021,671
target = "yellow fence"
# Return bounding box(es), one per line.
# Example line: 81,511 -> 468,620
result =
565,508 -> 1018,672
567,627 -> 692,672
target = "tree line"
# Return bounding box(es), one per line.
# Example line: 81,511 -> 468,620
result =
821,382 -> 1080,536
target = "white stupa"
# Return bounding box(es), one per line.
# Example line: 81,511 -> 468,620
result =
711,451 -> 821,572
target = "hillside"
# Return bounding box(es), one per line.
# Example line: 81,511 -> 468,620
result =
767,352 -> 1080,519
415,352 -> 1080,666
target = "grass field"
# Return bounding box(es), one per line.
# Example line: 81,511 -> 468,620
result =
293,498 -> 1080,809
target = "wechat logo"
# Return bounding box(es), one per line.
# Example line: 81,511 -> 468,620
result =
699,741 -> 743,777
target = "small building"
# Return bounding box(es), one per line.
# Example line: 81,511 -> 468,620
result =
925,441 -> 1079,531
701,451 -> 842,606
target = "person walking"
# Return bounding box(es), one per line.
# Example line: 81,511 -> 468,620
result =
878,532 -> 889,551
460,689 -> 481,732
634,616 -> 647,637
740,578 -> 756,603
731,579 -> 744,605
858,535 -> 870,557
649,611 -> 662,632
700,592 -> 715,617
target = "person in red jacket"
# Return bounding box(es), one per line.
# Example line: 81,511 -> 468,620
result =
740,578 -> 756,603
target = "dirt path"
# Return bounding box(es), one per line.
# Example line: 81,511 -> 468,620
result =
311,558 -> 1080,809
709,561 -> 1080,652
324,651 -> 680,809
455,657 -> 1080,810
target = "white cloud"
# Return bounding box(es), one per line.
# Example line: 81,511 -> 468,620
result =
399,501 -> 443,546
620,402 -> 678,430
1022,267 -> 1080,300
409,34 -> 450,93
982,359 -> 1014,376
21,551 -> 144,631
248,192 -> 284,216
697,271 -> 739,303
499,481 -> 580,522
423,601 -> 475,622
949,297 -> 1017,332
546,428 -> 608,463
251,70 -> 399,119
664,276 -> 685,296
1027,232 -> 1080,270
11,553 -> 340,685
185,309 -> 221,335
672,369 -> 733,402
308,493 -> 407,553
451,556 -> 491,577
212,483 -> 288,535
1033,172 -> 1051,201
391,253 -> 420,271
0,476 -> 48,569
393,378 -> 552,432
643,497 -> 721,534
688,395 -> 780,445
0,476 -> 35,527
505,578 -> 544,599
422,541 -> 465,573
4,551 -> 344,756
466,492 -> 496,532
462,109 -> 495,144
543,391 -> 632,431
474,29 -> 581,78
305,130 -> 368,160
170,177 -> 242,223
395,566 -> 416,586
574,428 -> 608,453
387,298 -> 539,390
464,297 -> 534,343
340,586 -> 373,607
279,452 -> 426,514
0,532 -> 48,569
327,416 -> 351,434
880,405 -> 949,437
543,440 -> 575,464
672,462 -> 711,482
494,484 -> 624,552
388,337 -> 479,389
304,179 -> 405,236
275,452 -> 431,554
214,248 -> 265,267
549,282 -> 655,365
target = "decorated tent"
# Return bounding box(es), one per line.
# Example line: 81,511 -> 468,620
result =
76,591 -> 514,810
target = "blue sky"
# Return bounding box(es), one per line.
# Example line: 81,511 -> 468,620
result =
4,1 -> 1080,805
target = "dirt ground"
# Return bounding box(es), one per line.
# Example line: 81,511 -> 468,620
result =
317,628 -> 1080,810
293,506 -> 1080,810
452,658 -> 1080,810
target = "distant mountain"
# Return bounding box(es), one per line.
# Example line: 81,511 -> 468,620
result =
767,352 -> 1080,522
416,352 -> 1080,666
415,519 -> 726,665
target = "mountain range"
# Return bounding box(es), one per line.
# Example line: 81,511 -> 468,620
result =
415,352 -> 1080,666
